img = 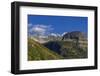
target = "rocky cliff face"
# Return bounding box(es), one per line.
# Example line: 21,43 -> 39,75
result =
62,31 -> 86,41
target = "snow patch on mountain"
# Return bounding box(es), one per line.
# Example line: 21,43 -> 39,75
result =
62,32 -> 68,36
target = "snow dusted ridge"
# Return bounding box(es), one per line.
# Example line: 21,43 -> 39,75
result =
50,32 -> 68,37
30,31 -> 87,44
30,33 -> 65,43
50,33 -> 61,37
62,32 -> 68,36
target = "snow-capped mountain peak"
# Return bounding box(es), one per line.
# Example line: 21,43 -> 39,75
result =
50,33 -> 61,37
62,32 -> 68,36
50,33 -> 57,37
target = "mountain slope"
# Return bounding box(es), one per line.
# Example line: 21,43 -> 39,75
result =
44,40 -> 87,59
28,38 -> 63,61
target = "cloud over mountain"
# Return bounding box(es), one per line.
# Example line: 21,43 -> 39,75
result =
28,24 -> 53,36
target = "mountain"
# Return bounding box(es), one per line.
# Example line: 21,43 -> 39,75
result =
50,33 -> 61,37
61,32 -> 68,36
62,31 -> 86,40
28,31 -> 87,60
44,40 -> 87,59
28,38 -> 63,61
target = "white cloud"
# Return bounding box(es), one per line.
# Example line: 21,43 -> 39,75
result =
28,23 -> 32,27
28,24 -> 53,36
32,25 -> 46,35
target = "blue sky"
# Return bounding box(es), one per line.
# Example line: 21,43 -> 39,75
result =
28,15 -> 88,36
